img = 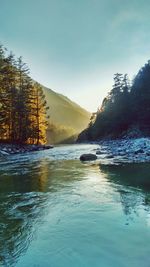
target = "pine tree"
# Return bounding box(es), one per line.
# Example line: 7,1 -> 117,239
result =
0,45 -> 6,139
29,82 -> 49,144
0,45 -> 49,145
0,49 -> 17,141
130,61 -> 150,133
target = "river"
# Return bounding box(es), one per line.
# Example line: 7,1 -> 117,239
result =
0,144 -> 150,267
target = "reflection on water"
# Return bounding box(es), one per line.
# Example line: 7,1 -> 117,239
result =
100,163 -> 150,220
0,145 -> 150,267
0,159 -> 49,266
0,158 -> 87,266
100,163 -> 150,189
0,193 -> 44,266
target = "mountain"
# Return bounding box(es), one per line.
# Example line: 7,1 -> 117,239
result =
0,43 -> 90,145
41,85 -> 91,144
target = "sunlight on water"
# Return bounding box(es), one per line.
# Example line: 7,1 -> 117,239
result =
0,145 -> 150,267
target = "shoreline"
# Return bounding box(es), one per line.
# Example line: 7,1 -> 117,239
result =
0,143 -> 53,156
80,137 -> 150,164
1,137 -> 150,164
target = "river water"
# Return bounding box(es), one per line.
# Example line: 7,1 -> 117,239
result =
0,144 -> 150,267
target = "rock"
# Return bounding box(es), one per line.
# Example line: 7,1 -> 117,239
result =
41,145 -> 54,150
2,147 -> 8,152
46,145 -> 54,149
96,150 -> 103,155
118,152 -> 126,156
94,137 -> 150,163
134,149 -> 144,154
80,153 -> 97,161
106,155 -> 114,159
0,150 -> 9,156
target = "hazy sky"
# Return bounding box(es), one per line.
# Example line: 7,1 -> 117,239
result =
0,0 -> 150,111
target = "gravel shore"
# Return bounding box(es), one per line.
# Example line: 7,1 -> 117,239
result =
0,143 -> 53,156
79,138 -> 150,164
94,137 -> 150,164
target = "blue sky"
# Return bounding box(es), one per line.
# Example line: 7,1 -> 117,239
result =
0,0 -> 150,111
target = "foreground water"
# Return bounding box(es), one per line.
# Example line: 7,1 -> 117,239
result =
0,144 -> 150,267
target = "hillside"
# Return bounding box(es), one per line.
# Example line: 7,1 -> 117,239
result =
78,61 -> 150,142
41,86 -> 91,144
0,43 -> 90,145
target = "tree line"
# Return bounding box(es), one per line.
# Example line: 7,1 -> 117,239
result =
0,45 -> 49,145
78,61 -> 150,141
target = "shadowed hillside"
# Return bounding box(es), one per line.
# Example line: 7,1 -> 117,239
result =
42,86 -> 91,144
78,61 -> 150,142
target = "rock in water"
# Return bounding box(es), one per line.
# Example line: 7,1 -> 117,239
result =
96,150 -> 103,155
80,153 -> 97,161
0,150 -> 9,156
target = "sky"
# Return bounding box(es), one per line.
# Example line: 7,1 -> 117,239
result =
0,0 -> 150,112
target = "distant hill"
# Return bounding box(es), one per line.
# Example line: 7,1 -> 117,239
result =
41,85 -> 91,144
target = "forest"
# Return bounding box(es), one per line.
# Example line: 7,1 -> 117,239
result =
0,45 -> 49,145
78,61 -> 150,141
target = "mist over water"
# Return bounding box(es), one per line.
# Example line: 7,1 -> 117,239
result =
0,145 -> 150,267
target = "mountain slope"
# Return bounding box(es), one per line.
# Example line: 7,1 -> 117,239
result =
41,85 -> 91,144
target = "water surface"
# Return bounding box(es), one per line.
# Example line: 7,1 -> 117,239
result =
0,144 -> 150,267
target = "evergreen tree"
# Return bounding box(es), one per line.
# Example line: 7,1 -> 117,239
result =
0,45 -> 49,144
131,61 -> 150,133
0,49 -> 17,141
78,73 -> 131,140
29,82 -> 49,144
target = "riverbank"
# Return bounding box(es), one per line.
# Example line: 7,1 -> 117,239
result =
0,143 -> 53,156
81,138 -> 150,164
